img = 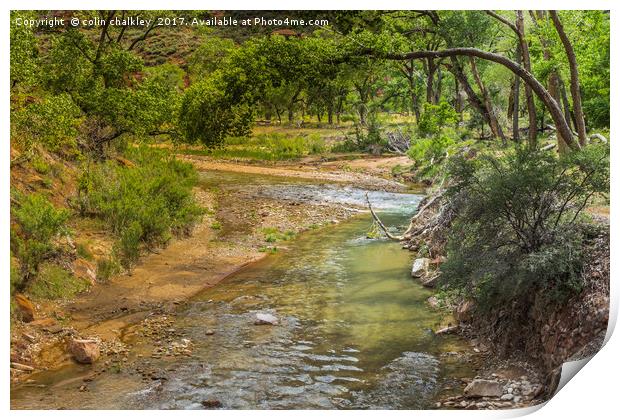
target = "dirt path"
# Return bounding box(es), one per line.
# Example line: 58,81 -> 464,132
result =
12,157 -> 406,380
181,155 -> 410,192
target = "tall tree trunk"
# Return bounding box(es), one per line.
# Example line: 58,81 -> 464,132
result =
447,57 -> 492,130
512,44 -> 522,141
486,11 -> 538,147
550,10 -> 588,146
287,87 -> 302,123
469,57 -> 507,145
434,65 -> 443,104
515,11 -> 538,148
402,60 -> 421,122
533,11 -> 570,152
454,74 -> 464,121
559,77 -> 574,132
424,57 -> 437,104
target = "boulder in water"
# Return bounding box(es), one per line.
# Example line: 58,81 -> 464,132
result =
254,313 -> 279,325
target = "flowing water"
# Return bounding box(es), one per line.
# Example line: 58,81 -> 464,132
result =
11,171 -> 476,410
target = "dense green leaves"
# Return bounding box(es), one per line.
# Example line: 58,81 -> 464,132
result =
11,193 -> 70,285
76,147 -> 203,268
441,145 -> 609,310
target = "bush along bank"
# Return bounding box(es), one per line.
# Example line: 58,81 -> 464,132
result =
400,144 -> 610,405
10,146 -> 204,318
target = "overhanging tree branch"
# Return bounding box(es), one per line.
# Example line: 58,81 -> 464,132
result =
363,47 -> 579,150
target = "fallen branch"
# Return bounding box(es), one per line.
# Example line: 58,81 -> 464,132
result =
365,192 -> 405,240
590,133 -> 608,144
365,191 -> 444,241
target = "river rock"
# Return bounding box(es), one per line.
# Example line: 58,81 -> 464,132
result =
422,274 -> 438,288
14,294 -> 35,322
464,379 -> 504,397
73,258 -> 97,285
411,258 -> 430,278
254,313 -> 279,325
68,339 -> 100,364
454,299 -> 475,323
501,393 -> 514,401
427,296 -> 440,309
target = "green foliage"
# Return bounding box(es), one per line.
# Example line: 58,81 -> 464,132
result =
181,133 -> 328,161
11,93 -> 82,153
10,11 -> 39,88
27,263 -> 89,300
441,145 -> 610,311
76,242 -> 94,261
417,102 -> 459,137
407,134 -> 457,163
261,227 -> 296,243
115,221 -> 143,268
96,257 -> 121,283
11,193 -> 70,285
179,76 -> 255,147
77,147 -> 204,268
188,36 -> 235,78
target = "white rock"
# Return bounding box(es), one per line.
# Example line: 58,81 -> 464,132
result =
254,313 -> 279,325
500,393 -> 514,401
411,258 -> 430,278
464,379 -> 504,397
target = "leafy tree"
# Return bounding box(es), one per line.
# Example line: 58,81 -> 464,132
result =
442,145 -> 609,309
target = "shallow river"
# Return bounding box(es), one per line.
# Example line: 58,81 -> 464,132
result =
11,171 -> 475,409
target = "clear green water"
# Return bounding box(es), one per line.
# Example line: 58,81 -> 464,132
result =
11,172 -> 474,409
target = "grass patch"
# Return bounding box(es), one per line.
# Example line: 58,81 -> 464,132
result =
179,132 -> 327,161
261,227 -> 295,243
258,246 -> 278,253
76,242 -> 94,261
96,258 -> 121,283
27,263 -> 89,299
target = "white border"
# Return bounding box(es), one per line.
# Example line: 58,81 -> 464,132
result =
2,1 -> 617,419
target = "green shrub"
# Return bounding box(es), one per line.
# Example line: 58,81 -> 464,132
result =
306,134 -> 326,154
97,257 -> 121,283
11,192 -> 70,286
115,221 -> 143,268
440,145 -> 610,311
261,227 -> 295,243
417,101 -> 459,137
77,147 -> 204,268
31,155 -> 50,174
407,134 -> 457,163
